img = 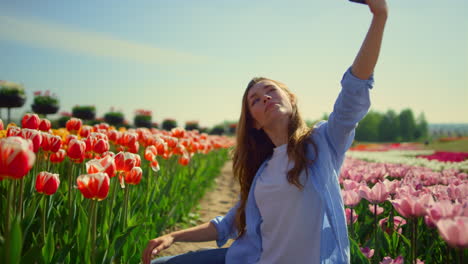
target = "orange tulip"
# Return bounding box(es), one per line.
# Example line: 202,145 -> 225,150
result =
0,137 -> 36,179
35,171 -> 60,195
21,113 -> 40,130
76,172 -> 110,200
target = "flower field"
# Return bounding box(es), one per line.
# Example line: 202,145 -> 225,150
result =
343,143 -> 467,263
0,115 -> 234,264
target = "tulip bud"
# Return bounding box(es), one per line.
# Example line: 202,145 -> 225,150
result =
35,171 -> 60,195
67,139 -> 86,163
38,119 -> 52,132
21,113 -> 40,130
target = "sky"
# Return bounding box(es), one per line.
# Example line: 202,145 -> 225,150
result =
0,0 -> 467,128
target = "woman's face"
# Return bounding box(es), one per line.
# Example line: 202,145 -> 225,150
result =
247,80 -> 294,130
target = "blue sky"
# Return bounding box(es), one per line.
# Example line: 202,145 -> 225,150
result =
1,0 -> 467,127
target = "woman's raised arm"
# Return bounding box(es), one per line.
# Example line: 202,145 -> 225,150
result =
351,0 -> 388,80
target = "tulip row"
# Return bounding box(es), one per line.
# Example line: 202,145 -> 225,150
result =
0,115 -> 233,264
350,142 -> 424,152
339,156 -> 467,264
416,151 -> 468,163
346,150 -> 468,172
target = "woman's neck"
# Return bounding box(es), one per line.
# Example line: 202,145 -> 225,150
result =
262,117 -> 289,147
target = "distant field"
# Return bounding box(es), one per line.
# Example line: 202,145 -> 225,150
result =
424,139 -> 468,152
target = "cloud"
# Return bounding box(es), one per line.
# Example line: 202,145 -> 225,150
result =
0,14 -> 207,64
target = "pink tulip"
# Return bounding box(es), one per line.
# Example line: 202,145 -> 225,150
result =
391,194 -> 434,219
379,216 -> 406,234
359,181 -> 389,204
380,256 -> 404,264
360,247 -> 374,259
436,216 -> 468,248
345,208 -> 358,225
369,204 -> 384,215
342,189 -> 361,208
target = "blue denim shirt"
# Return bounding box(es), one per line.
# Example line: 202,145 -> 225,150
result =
210,67 -> 374,264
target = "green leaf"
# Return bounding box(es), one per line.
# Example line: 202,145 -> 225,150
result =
8,217 -> 23,264
112,225 -> 138,259
42,230 -> 55,263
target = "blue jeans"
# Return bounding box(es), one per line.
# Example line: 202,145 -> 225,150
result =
151,248 -> 228,264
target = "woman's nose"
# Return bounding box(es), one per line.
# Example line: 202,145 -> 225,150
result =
263,95 -> 272,103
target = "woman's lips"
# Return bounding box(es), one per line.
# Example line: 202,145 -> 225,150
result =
265,102 -> 278,113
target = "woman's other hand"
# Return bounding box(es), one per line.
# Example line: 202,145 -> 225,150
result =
142,234 -> 175,264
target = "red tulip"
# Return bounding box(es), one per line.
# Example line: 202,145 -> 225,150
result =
79,125 -> 92,138
171,127 -> 186,138
0,118 -> 4,130
21,128 -> 43,153
150,160 -> 160,172
67,139 -> 86,163
41,133 -> 62,153
144,145 -> 158,161
178,154 -> 190,166
0,137 -> 36,179
94,139 -> 109,154
35,171 -> 60,195
21,113 -> 40,130
436,216 -> 468,248
114,152 -> 136,172
107,130 -> 120,143
86,155 -> 116,178
66,118 -> 82,134
7,126 -> 21,137
50,149 -> 66,163
38,118 -> 51,132
120,167 -> 142,185
76,172 -> 110,200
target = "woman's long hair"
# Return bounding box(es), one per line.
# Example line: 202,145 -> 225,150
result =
232,77 -> 318,239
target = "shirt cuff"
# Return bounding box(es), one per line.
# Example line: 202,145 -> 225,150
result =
341,66 -> 375,91
210,216 -> 229,248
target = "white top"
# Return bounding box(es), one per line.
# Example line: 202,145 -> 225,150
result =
254,143 -> 323,264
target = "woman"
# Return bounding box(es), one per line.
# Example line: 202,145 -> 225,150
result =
142,1 -> 388,263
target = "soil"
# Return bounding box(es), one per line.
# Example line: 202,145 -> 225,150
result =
159,160 -> 239,256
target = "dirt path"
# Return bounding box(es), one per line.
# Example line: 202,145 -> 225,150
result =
159,160 -> 239,256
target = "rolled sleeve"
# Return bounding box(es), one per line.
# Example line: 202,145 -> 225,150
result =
326,66 -> 374,168
209,201 -> 240,248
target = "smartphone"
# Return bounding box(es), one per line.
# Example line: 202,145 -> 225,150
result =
349,0 -> 367,4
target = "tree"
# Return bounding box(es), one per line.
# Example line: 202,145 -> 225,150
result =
414,112 -> 428,141
355,111 -> 383,142
398,109 -> 416,141
378,109 -> 400,142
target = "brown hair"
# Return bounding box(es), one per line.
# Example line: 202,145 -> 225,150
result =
232,77 -> 318,239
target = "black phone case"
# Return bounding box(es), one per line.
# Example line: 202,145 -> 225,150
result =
349,0 -> 367,4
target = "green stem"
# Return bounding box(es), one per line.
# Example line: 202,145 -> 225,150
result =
123,185 -> 130,230
88,200 -> 96,264
92,201 -> 98,264
107,178 -> 118,226
374,203 -> 378,259
350,208 -> 354,240
42,195 -> 47,244
68,163 -> 74,236
18,178 -> 25,220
